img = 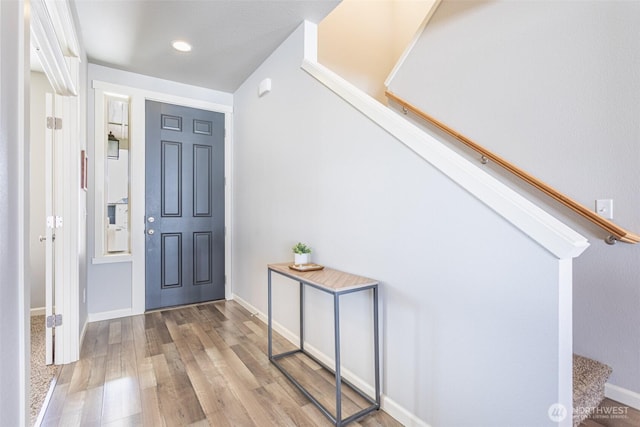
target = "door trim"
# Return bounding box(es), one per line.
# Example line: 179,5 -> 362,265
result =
44,93 -> 54,365
92,80 -> 233,316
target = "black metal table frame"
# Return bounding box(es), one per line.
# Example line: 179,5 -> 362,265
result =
267,266 -> 380,427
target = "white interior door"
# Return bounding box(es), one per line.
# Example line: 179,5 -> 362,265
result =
33,0 -> 82,365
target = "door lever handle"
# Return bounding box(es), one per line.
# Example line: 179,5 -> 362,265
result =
39,235 -> 47,242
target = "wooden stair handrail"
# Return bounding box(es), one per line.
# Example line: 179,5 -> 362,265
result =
386,90 -> 640,244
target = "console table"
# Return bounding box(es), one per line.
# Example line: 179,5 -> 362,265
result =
267,262 -> 380,426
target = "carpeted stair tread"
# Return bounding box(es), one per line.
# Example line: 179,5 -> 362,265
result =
573,354 -> 612,427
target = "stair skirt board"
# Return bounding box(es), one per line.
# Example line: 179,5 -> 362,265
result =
574,354 -> 613,427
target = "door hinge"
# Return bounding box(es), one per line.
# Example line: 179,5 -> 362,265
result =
46,216 -> 55,228
224,275 -> 227,284
46,314 -> 63,328
46,116 -> 62,130
55,216 -> 63,228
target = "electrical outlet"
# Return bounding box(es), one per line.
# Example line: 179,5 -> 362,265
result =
596,199 -> 613,219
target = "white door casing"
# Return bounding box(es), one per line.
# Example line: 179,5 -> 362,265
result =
44,92 -> 54,365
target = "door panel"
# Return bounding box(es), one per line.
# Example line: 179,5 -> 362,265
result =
161,233 -> 182,288
194,232 -> 213,285
145,101 -> 225,310
161,141 -> 182,217
193,145 -> 212,217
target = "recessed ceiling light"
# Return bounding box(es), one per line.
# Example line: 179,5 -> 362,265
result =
172,40 -> 192,52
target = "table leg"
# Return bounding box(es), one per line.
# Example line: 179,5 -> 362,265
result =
300,282 -> 305,351
334,293 -> 342,426
268,269 -> 273,360
373,285 -> 380,407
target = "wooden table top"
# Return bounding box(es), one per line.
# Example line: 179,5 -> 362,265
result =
268,262 -> 378,293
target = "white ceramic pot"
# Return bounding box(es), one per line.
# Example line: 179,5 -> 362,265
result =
294,253 -> 310,265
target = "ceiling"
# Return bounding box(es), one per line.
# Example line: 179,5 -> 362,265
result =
70,0 -> 340,93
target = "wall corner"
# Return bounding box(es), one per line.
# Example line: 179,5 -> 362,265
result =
302,20 -> 318,63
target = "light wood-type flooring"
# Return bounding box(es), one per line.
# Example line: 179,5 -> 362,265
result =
40,300 -> 400,427
581,398 -> 640,427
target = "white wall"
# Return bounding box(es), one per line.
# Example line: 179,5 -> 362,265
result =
319,0 -> 435,102
391,0 -> 437,61
29,71 -> 53,311
233,22 -> 574,426
0,0 -> 30,423
387,0 -> 640,400
86,64 -> 232,317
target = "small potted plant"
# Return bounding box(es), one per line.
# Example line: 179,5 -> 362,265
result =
292,242 -> 312,265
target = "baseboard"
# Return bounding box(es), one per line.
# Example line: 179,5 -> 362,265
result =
605,383 -> 640,411
232,293 -> 430,427
381,395 -> 432,427
231,294 -> 299,346
87,308 -> 133,323
30,307 -> 45,316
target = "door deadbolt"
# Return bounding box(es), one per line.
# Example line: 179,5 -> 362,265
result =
147,229 -> 155,235
148,216 -> 155,223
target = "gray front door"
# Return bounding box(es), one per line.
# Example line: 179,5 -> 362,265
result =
145,101 -> 225,310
